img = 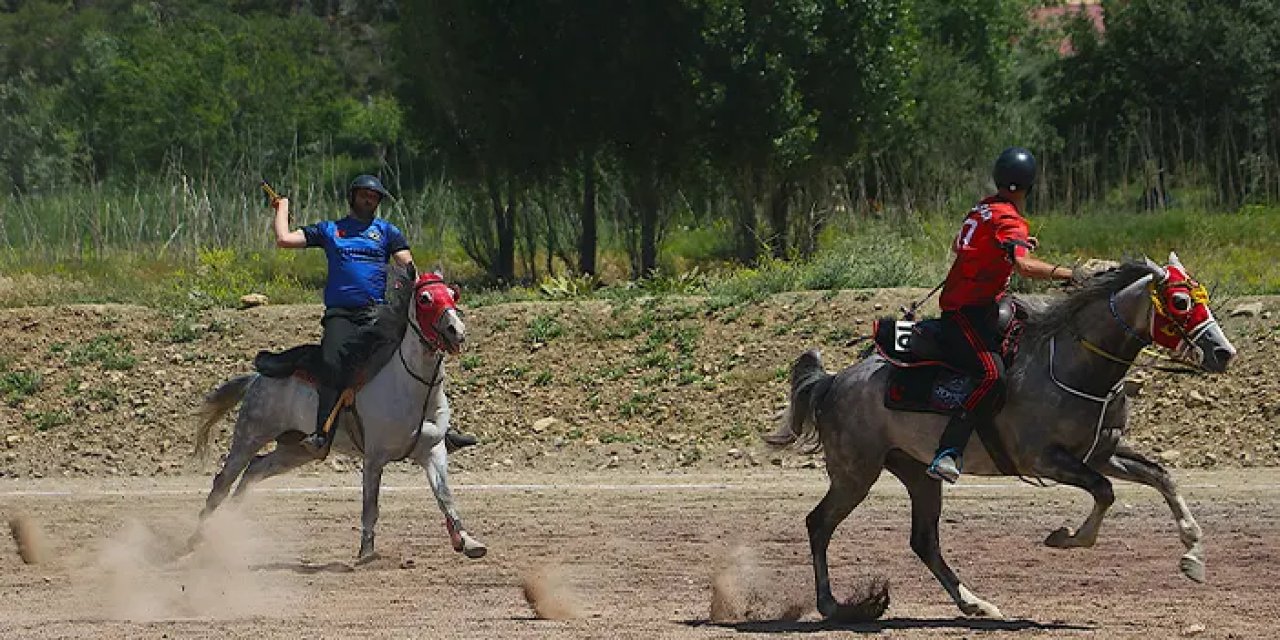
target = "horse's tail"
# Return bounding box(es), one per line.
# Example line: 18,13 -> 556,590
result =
193,374 -> 257,462
763,349 -> 834,452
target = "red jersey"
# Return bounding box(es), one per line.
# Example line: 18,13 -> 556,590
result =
939,195 -> 1030,311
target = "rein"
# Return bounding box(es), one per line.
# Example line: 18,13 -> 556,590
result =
1042,276 -> 1211,478
386,313 -> 448,461
1072,290 -> 1205,375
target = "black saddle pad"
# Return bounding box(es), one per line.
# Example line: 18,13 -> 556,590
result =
884,366 -> 978,416
254,344 -> 322,379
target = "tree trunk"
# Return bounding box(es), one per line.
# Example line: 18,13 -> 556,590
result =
734,174 -> 760,265
578,151 -> 598,275
638,171 -> 660,278
488,178 -> 516,284
768,178 -> 791,259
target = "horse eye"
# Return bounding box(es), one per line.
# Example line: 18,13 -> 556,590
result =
1171,292 -> 1192,312
418,291 -> 433,305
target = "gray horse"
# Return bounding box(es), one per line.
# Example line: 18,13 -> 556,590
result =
192,266 -> 486,562
766,253 -> 1236,620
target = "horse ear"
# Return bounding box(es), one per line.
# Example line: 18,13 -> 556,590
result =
1167,251 -> 1185,272
1143,256 -> 1169,283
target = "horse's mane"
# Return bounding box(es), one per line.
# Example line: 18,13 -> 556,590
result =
366,262 -> 417,354
1019,260 -> 1161,348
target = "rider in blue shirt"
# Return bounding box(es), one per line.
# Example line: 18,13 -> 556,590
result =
271,174 -> 476,455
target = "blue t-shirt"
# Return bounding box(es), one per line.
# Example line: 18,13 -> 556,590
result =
301,217 -> 410,308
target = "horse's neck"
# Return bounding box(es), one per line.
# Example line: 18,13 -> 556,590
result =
1038,293 -> 1148,398
364,326 -> 440,409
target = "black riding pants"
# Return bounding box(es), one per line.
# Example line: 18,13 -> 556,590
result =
318,306 -> 379,390
936,302 -> 1006,454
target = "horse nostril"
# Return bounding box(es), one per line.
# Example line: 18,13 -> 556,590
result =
1214,346 -> 1235,364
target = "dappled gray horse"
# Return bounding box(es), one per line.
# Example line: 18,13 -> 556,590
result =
193,267 -> 486,562
767,253 -> 1236,619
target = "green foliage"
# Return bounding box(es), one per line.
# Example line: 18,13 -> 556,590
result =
1,370 -> 42,407
66,334 -> 136,370
26,410 -> 69,432
1044,0 -> 1280,207
525,314 -> 564,344
2,0 -> 1279,301
539,273 -> 600,300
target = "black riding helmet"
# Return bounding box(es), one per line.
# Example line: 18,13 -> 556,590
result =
993,147 -> 1037,193
347,174 -> 392,206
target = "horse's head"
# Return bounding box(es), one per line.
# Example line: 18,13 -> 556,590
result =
1139,252 -> 1235,372
410,272 -> 466,355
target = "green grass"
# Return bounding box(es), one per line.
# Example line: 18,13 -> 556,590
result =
66,335 -> 137,371
525,314 -> 564,344
1,205 -> 1276,312
1,370 -> 41,407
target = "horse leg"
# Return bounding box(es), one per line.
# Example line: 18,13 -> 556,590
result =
419,440 -> 486,558
357,457 -> 387,563
232,443 -> 315,499
199,434 -> 262,519
807,464 -> 878,619
1039,445 -> 1115,549
885,451 -> 1003,618
1097,445 -> 1205,582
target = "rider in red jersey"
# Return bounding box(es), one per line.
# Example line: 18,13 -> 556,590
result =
927,148 -> 1077,484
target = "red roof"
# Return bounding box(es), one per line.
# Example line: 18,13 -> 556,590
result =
1032,2 -> 1105,55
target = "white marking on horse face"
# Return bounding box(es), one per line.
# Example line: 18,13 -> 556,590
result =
1192,321 -> 1236,373
434,308 -> 466,353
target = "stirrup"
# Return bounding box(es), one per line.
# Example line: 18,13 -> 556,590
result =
300,431 -> 331,456
927,448 -> 962,484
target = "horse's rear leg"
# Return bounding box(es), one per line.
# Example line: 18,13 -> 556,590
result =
1097,444 -> 1205,582
233,443 -> 316,499
419,441 -> 486,558
1039,445 -> 1115,549
807,464 -> 878,619
200,435 -> 263,519
885,451 -> 1003,618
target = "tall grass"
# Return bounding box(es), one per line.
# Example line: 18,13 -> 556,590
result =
2,176 -> 1277,311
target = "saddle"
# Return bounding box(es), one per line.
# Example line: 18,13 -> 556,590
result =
254,344 -> 325,382
252,329 -> 400,390
872,297 -> 1025,416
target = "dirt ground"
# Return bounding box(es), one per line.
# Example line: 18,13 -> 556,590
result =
1,467 -> 1277,639
1,290 -> 1278,479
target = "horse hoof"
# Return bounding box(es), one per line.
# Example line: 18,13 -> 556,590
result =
356,551 -> 380,566
1180,555 -> 1206,583
1044,527 -> 1074,548
961,601 -> 1004,619
459,534 -> 487,559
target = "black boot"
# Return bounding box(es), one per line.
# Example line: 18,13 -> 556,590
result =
302,386 -> 340,456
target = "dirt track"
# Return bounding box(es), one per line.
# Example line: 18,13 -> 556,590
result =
2,467 -> 1277,639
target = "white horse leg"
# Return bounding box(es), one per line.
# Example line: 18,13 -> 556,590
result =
421,441 -> 486,558
1099,446 -> 1206,582
233,443 -> 316,499
885,452 -> 1003,618
358,457 -> 387,563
